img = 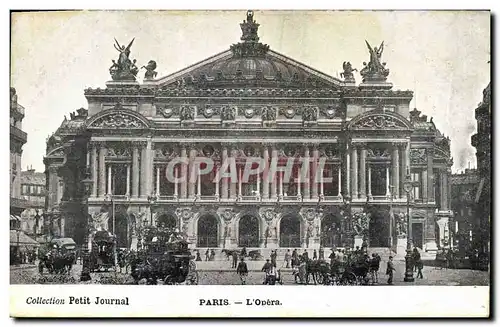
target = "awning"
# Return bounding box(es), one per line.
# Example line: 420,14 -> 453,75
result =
10,230 -> 39,246
10,215 -> 20,221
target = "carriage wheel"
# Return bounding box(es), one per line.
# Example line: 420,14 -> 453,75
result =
164,275 -> 175,285
314,272 -> 325,285
341,272 -> 357,285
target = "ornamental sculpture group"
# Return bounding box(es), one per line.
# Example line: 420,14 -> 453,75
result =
108,35 -> 388,84
109,38 -> 157,81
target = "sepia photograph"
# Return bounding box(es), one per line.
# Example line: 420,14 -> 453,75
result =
9,9 -> 491,317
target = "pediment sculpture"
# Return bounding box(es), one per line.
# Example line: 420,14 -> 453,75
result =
91,112 -> 148,129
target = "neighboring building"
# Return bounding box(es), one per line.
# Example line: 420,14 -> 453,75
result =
450,168 -> 479,253
471,82 -> 491,254
20,168 -> 47,241
10,87 -> 28,228
43,12 -> 453,253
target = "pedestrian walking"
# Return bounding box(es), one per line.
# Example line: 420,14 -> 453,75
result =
319,247 -> 324,260
232,251 -> 238,268
205,249 -> 210,261
386,256 -> 396,285
292,249 -> 298,268
195,250 -> 202,261
271,250 -> 277,267
413,248 -> 423,279
313,249 -> 318,260
303,249 -> 309,261
210,249 -> 216,261
236,257 -> 248,285
284,249 -> 291,268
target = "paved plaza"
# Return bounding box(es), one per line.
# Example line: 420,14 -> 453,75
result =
10,259 -> 489,286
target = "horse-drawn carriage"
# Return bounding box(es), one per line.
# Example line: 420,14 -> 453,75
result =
89,231 -> 116,272
38,238 -> 77,275
294,254 -> 372,286
130,226 -> 197,285
221,248 -> 263,261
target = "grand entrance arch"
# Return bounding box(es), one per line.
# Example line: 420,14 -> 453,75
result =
157,213 -> 177,229
321,214 -> 342,248
197,214 -> 218,247
280,214 -> 301,248
238,215 -> 259,247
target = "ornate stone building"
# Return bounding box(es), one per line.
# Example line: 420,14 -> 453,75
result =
20,168 -> 47,242
451,168 -> 479,253
44,12 -> 453,253
10,87 -> 28,227
471,82 -> 491,254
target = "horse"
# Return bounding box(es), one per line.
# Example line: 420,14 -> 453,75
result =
221,249 -> 238,261
39,251 -> 75,275
304,259 -> 330,285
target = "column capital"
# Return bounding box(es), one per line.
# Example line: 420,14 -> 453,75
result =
131,140 -> 147,148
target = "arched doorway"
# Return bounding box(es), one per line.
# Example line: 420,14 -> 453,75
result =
238,215 -> 259,247
115,214 -> 129,248
321,214 -> 342,248
197,214 -> 218,247
157,213 -> 177,229
368,206 -> 390,247
279,215 -> 301,248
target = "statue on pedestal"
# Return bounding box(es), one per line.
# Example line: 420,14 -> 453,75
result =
110,38 -> 138,81
341,61 -> 357,82
360,40 -> 390,82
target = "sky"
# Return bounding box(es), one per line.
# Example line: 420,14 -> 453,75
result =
10,10 -> 490,173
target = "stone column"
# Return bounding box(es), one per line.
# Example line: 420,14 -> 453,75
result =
180,145 -> 188,199
443,170 -> 449,210
107,165 -> 112,195
221,146 -> 229,199
385,166 -> 390,196
303,145 -> 310,200
399,144 -> 406,198
359,146 -> 367,198
262,145 -> 269,199
350,145 -> 358,199
344,144 -> 350,195
337,165 -> 342,197
132,144 -> 140,198
98,145 -> 106,197
188,147 -> 197,199
271,146 -> 278,199
91,143 -> 98,197
311,146 -> 319,199
126,165 -> 131,196
440,171 -> 446,210
367,164 -> 372,198
156,166 -> 160,196
422,168 -> 428,202
214,163 -> 220,200
392,145 -> 400,198
140,144 -> 147,197
427,149 -> 434,202
229,148 -> 237,199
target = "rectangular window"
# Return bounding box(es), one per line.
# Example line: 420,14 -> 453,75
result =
411,171 -> 421,200
323,163 -> 339,196
108,164 -> 128,196
22,185 -> 28,194
371,164 -> 387,196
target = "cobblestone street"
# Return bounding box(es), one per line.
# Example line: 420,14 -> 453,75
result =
10,259 -> 489,286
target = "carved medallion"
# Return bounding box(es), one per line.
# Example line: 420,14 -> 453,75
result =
354,115 -> 406,129
156,106 -> 175,118
259,208 -> 277,222
218,208 -> 235,222
243,107 -> 254,118
281,107 -> 296,119
175,208 -> 193,221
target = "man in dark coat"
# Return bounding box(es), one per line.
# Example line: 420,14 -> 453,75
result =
236,257 -> 248,285
313,249 -> 318,260
232,251 -> 238,268
386,256 -> 396,285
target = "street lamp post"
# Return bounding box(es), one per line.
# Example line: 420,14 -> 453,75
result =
147,195 -> 156,226
403,172 -> 415,283
80,175 -> 93,282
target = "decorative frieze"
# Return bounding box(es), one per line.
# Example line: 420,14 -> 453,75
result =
410,148 -> 427,165
90,111 -> 148,129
